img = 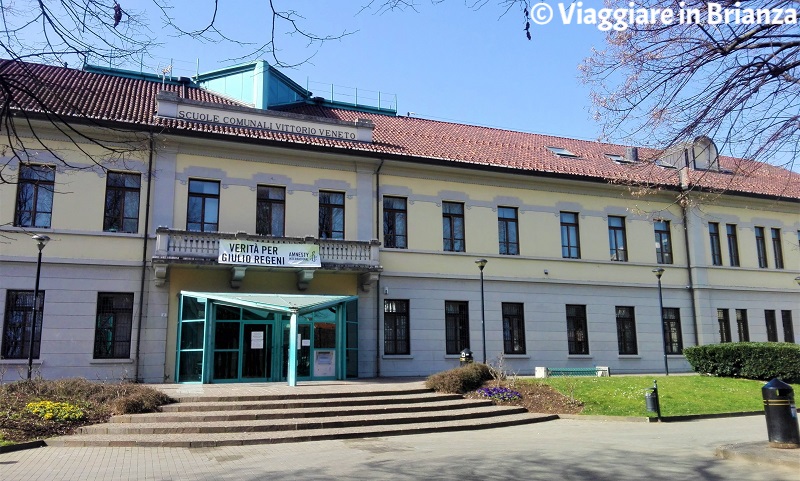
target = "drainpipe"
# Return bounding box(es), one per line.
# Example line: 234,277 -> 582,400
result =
374,159 -> 384,378
134,133 -> 155,382
679,185 -> 700,347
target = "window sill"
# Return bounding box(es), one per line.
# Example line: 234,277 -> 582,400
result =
382,355 -> 413,360
667,354 -> 686,358
567,355 -> 593,359
0,359 -> 42,365
90,359 -> 134,365
502,354 -> 530,359
618,355 -> 641,359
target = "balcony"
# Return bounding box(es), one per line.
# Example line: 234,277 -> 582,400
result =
152,228 -> 381,290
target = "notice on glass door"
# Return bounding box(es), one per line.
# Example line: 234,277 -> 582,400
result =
251,331 -> 264,349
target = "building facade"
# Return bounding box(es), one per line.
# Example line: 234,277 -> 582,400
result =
0,61 -> 798,384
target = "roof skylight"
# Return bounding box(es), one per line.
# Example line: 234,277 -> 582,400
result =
547,147 -> 579,158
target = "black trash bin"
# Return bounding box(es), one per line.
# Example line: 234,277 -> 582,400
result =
460,348 -> 473,366
644,380 -> 661,420
762,378 -> 800,449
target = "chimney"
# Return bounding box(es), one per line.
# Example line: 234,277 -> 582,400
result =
625,147 -> 639,163
178,77 -> 191,98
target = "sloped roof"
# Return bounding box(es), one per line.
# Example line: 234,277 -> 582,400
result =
4,60 -> 798,200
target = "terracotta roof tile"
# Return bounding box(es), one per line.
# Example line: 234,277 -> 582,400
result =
4,61 -> 798,200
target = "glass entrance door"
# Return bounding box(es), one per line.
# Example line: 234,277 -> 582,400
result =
283,322 -> 311,380
242,323 -> 272,380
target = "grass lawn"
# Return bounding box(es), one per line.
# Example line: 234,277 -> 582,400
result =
526,375 -> 794,417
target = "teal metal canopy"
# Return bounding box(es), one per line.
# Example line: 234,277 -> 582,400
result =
180,291 -> 356,314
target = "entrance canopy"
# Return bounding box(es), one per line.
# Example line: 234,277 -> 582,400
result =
178,291 -> 358,386
181,291 -> 357,314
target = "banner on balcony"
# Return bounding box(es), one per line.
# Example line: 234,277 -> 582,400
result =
218,240 -> 321,268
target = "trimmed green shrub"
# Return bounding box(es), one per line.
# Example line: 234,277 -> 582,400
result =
684,342 -> 800,383
425,363 -> 492,393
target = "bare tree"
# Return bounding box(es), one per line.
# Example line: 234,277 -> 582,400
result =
0,1 -> 358,186
582,0 -> 800,173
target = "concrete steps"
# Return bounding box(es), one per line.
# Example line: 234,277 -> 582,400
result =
47,386 -> 557,447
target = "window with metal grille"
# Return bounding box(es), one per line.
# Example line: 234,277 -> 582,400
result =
566,304 -> 589,355
94,293 -> 134,359
383,197 -> 407,249
2,290 -> 44,359
445,301 -> 469,355
726,224 -> 739,266
319,191 -> 345,239
256,185 -> 285,236
709,223 -> 722,266
654,220 -> 673,264
498,207 -> 519,255
442,202 -> 465,252
14,164 -> 55,228
384,300 -> 410,355
616,306 -> 637,355
561,212 -> 581,259
717,309 -> 732,343
771,228 -> 784,269
663,308 -> 683,354
502,303 -> 526,354
608,216 -> 628,261
736,309 -> 749,342
187,179 -> 220,232
782,311 -> 795,343
755,226 -> 768,268
765,310 -> 778,342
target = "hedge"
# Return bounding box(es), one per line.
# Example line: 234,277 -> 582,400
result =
425,363 -> 492,393
683,342 -> 800,383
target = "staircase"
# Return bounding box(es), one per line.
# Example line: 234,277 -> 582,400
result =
47,386 -> 557,448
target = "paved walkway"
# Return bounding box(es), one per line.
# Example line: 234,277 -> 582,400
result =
2,415 -> 798,480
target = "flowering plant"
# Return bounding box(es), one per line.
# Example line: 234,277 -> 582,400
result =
475,386 -> 522,402
25,401 -> 85,421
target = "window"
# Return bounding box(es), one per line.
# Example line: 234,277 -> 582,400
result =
765,310 -> 779,342
93,293 -> 134,359
187,179 -> 220,232
726,224 -> 739,267
14,164 -> 55,228
502,303 -> 526,354
498,207 -> 519,255
442,202 -> 465,252
561,212 -> 581,259
608,216 -> 628,261
566,304 -> 589,355
383,197 -> 407,249
662,308 -> 683,354
708,223 -> 722,266
782,311 -> 795,343
103,172 -> 141,233
654,220 -> 673,264
256,186 -> 285,236
735,309 -> 749,342
717,309 -> 732,343
445,301 -> 469,355
755,226 -> 768,268
319,191 -> 345,239
547,146 -> 579,158
616,306 -> 637,355
384,300 -> 410,355
1,290 -> 44,359
771,228 -> 784,269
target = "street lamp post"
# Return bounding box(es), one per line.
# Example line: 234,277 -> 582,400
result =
475,259 -> 488,363
27,234 -> 50,380
653,267 -> 668,376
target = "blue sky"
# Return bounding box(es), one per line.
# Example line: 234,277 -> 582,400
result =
139,1 -> 608,142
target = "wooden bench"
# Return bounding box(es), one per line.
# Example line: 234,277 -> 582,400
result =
535,366 -> 610,378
